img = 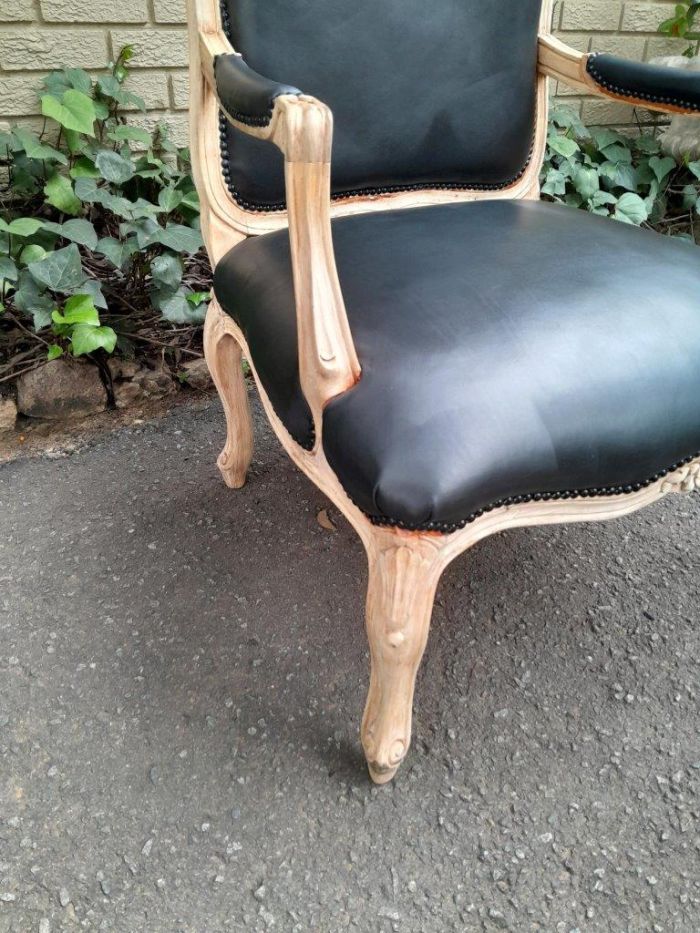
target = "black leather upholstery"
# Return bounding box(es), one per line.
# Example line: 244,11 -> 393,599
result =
586,53 -> 700,112
214,200 -> 700,528
218,0 -> 542,210
214,53 -> 301,126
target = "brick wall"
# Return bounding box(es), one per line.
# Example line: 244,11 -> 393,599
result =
1,0 -> 698,139
0,0 -> 190,144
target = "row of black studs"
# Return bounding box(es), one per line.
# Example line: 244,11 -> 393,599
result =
220,100 -> 276,128
218,111 -> 536,212
586,53 -> 700,112
364,452 -> 700,534
219,0 -> 231,37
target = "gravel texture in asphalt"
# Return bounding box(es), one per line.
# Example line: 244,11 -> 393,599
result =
0,395 -> 699,932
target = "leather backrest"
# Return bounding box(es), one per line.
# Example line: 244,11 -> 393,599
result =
220,0 -> 543,211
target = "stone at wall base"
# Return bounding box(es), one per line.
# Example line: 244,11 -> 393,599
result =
139,365 -> 176,400
649,56 -> 700,160
182,358 -> 212,390
0,397 -> 17,435
112,363 -> 177,408
16,360 -> 107,421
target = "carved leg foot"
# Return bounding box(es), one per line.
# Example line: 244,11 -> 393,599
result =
203,302 -> 254,488
361,537 -> 443,784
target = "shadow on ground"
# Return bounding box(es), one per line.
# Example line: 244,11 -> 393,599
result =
0,395 -> 698,932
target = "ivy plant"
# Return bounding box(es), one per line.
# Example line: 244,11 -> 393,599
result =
542,105 -> 700,238
659,2 -> 700,57
0,46 -> 209,367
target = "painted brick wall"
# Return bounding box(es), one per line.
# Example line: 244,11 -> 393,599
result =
1,0 -> 698,138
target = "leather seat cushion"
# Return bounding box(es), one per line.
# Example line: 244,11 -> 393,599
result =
213,200 -> 700,529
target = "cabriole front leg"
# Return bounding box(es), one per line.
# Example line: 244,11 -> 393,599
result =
203,301 -> 254,488
361,535 -> 444,784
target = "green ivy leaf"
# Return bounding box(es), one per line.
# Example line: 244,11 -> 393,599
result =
151,253 -> 182,289
589,191 -> 618,208
70,278 -> 107,309
52,293 -> 100,326
614,192 -> 649,225
156,288 -> 205,324
589,128 -> 623,150
71,323 -> 117,356
179,190 -> 200,212
158,186 -> 184,213
108,125 -> 152,146
682,183 -> 700,209
97,74 -> 123,99
599,161 -> 638,192
599,143 -> 633,165
64,67 -> 92,95
65,129 -> 84,153
28,243 -> 84,291
13,271 -> 54,330
41,70 -> 73,99
0,217 -> 44,237
0,256 -> 19,282
19,244 -> 47,266
95,149 -> 135,184
44,173 -> 82,216
547,134 -> 580,159
573,165 -> 600,200
94,99 -> 111,121
550,106 -> 590,137
75,178 -> 154,220
41,89 -> 96,136
95,236 -> 137,269
12,127 -> 68,165
187,290 -> 211,305
157,223 -> 203,254
58,218 -> 98,250
118,43 -> 135,64
688,160 -> 700,180
648,155 -> 677,184
115,90 -> 146,112
69,156 -> 100,179
541,168 -> 567,197
47,344 -> 64,361
122,218 -> 161,248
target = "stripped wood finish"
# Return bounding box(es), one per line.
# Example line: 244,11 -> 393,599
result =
189,0 -> 699,783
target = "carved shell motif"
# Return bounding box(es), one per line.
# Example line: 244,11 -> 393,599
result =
661,461 -> 700,495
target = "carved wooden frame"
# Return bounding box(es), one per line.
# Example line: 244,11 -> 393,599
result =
188,0 -> 700,783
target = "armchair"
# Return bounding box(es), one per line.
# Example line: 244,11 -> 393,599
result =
188,0 -> 700,784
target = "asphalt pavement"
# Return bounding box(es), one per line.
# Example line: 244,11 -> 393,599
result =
1,394 -> 698,932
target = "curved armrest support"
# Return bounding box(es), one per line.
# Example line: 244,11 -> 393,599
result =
538,34 -> 700,115
199,32 -> 361,446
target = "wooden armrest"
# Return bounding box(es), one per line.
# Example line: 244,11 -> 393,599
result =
538,34 -> 700,115
198,31 -> 361,443
537,35 -> 590,91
